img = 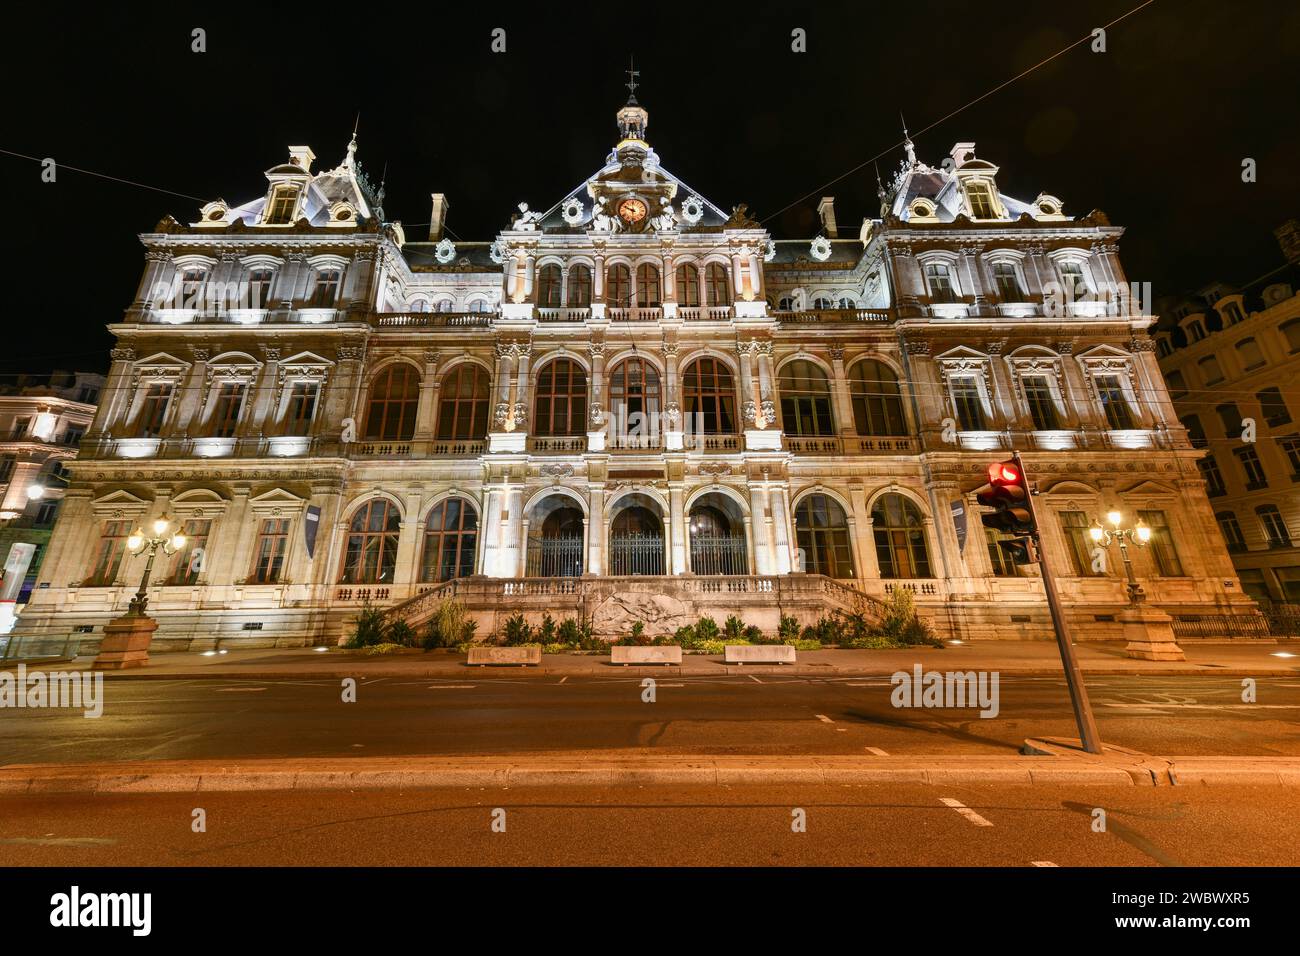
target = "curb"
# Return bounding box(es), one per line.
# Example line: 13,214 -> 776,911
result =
3,754 -> 1299,793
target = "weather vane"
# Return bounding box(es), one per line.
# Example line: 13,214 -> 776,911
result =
626,56 -> 640,100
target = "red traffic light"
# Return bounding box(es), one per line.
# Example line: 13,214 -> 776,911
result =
976,458 -> 1035,534
987,461 -> 1023,486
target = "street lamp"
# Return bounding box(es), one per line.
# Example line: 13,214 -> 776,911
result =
1089,511 -> 1152,605
27,469 -> 70,500
125,516 -> 186,616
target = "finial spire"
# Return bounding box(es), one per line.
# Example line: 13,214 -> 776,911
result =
625,56 -> 640,104
344,112 -> 359,169
900,111 -> 917,166
874,161 -> 886,201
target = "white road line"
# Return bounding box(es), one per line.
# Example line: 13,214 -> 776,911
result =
835,728 -> 848,733
866,747 -> 889,756
427,685 -> 476,690
1031,861 -> 1059,867
215,687 -> 267,693
1098,703 -> 1300,710
815,714 -> 833,723
557,676 -> 568,684
940,798 -> 994,828
749,675 -> 764,683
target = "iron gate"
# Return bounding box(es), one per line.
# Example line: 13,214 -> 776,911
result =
525,536 -> 584,577
690,534 -> 748,575
609,534 -> 665,576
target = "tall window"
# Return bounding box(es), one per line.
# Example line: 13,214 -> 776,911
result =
950,377 -> 986,431
421,498 -> 478,582
1059,261 -> 1089,299
264,186 -> 299,224
1182,414 -> 1207,448
1279,436 -> 1300,478
1165,369 -> 1187,397
607,264 -> 631,307
436,365 -> 490,440
1199,455 -> 1226,497
135,383 -> 173,438
705,263 -> 730,306
796,494 -> 856,578
778,360 -> 835,436
567,265 -> 592,307
682,358 -> 736,434
1137,510 -> 1183,576
925,263 -> 958,303
171,518 -> 212,585
1215,511 -> 1246,553
9,417 -> 30,440
179,269 -> 208,309
87,520 -> 130,586
1257,505 -> 1291,548
986,529 -> 1021,576
1096,375 -> 1135,429
533,359 -> 588,436
248,269 -> 274,309
609,358 -> 661,445
871,493 -> 931,579
340,499 -> 401,584
1258,387 -> 1291,427
283,382 -> 319,435
1235,446 -> 1267,489
965,182 -> 997,218
1198,355 -> 1224,384
1060,511 -> 1102,576
364,365 -> 420,441
1282,319 -> 1300,353
1236,337 -> 1265,371
0,454 -> 15,483
208,383 -> 246,438
308,270 -> 341,308
676,263 -> 700,306
537,264 -> 562,307
635,264 -> 661,306
250,518 -> 290,583
848,360 -> 907,436
992,262 -> 1024,301
1217,403 -> 1244,436
1022,376 -> 1060,430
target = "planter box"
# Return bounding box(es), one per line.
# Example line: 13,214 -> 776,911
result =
725,644 -> 796,665
611,645 -> 683,665
467,645 -> 541,666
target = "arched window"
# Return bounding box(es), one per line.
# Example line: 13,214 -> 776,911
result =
609,357 -> 661,446
705,263 -> 731,306
421,498 -> 478,582
635,263 -> 661,306
813,295 -> 834,310
607,264 -> 631,307
436,364 -> 490,440
409,298 -> 429,313
567,265 -> 592,307
533,359 -> 588,436
466,299 -> 492,313
340,499 -> 401,584
794,495 -> 855,578
537,264 -> 562,307
777,295 -> 794,311
682,357 -> 736,434
778,360 -> 835,436
1282,318 -> 1300,354
675,263 -> 700,306
848,359 -> 908,436
872,493 -> 932,578
364,364 -> 420,441
434,298 -> 453,313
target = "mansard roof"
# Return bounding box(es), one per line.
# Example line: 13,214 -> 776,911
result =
884,141 -> 1057,224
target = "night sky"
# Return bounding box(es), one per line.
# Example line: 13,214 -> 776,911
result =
2,0 -> 1295,377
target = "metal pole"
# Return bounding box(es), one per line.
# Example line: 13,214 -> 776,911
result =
1015,451 -> 1103,754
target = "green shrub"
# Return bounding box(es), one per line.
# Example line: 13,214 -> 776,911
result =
777,614 -> 801,643
538,613 -> 557,646
503,612 -> 533,646
695,616 -> 720,642
355,642 -> 406,657
743,624 -> 765,644
723,615 -> 745,642
345,603 -> 390,649
387,620 -> 417,648
422,599 -> 477,650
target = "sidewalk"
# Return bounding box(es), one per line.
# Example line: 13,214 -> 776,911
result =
6,639 -> 1298,679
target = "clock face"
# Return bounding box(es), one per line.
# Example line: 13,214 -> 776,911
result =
618,198 -> 647,223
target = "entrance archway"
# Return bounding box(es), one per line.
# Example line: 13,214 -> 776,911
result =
525,494 -> 584,577
688,492 -> 749,575
608,493 -> 665,575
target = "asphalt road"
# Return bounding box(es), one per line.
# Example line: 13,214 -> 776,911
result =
3,673 -> 1299,765
1,783 -> 1296,866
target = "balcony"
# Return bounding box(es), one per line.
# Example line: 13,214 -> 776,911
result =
527,435 -> 586,453
608,307 -> 663,323
347,438 -> 488,459
371,311 -> 494,329
537,307 -> 591,323
678,306 -> 734,321
774,308 -> 892,324
785,435 -> 920,455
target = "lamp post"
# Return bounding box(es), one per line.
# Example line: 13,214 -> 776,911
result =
125,516 -> 186,617
1088,510 -> 1152,606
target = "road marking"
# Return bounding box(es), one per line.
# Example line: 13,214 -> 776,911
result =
815,714 -> 833,723
1098,702 -> 1300,710
836,728 -> 848,733
427,685 -> 476,690
557,676 -> 568,684
866,747 -> 889,756
749,675 -> 763,684
1031,861 -> 1058,867
215,687 -> 267,693
940,798 -> 993,828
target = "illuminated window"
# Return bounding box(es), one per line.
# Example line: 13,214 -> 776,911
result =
682,358 -> 736,434
607,264 -> 631,307
364,365 -> 420,441
251,518 -> 291,583
283,382 -> 319,436
950,377 -> 986,430
208,383 -> 246,438
1137,509 -> 1183,576
871,494 -> 930,579
1022,375 -> 1060,430
421,498 -> 478,582
248,269 -> 274,309
567,265 -> 592,307
135,383 -> 173,438
1061,511 -> 1102,576
308,270 -> 341,307
705,263 -> 730,306
992,262 -> 1024,300
87,520 -> 131,586
1257,504 -> 1290,548
966,182 -> 998,218
608,358 -> 661,446
340,500 -> 400,584
924,263 -> 958,303
635,263 -> 661,306
264,186 -> 299,224
436,365 -> 490,440
675,263 -> 700,306
180,269 -> 207,309
778,360 -> 834,436
1096,375 -> 1135,430
537,264 -> 562,307
533,359 -> 588,437
171,518 -> 212,585
848,360 -> 908,436
797,494 -> 857,578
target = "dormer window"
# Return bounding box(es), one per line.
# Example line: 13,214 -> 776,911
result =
309,270 -> 342,308
924,263 -> 959,304
1187,319 -> 1206,342
248,269 -> 274,309
180,268 -> 208,310
777,295 -> 794,311
966,182 -> 998,219
1222,301 -> 1244,326
265,186 -> 299,225
992,262 -> 1025,301
1058,260 -> 1090,300
813,295 -> 834,310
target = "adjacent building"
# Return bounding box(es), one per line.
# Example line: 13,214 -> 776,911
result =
11,93 -> 1255,650
1155,220 -> 1300,607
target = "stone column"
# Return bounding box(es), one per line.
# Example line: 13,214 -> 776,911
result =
770,483 -> 794,574
392,492 -> 423,587
587,484 -> 605,576
669,482 -> 686,574
829,345 -> 855,438
747,249 -> 763,302
132,250 -> 172,309
849,483 -> 880,580
414,352 -> 440,443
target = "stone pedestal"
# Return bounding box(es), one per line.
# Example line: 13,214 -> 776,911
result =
1119,605 -> 1184,661
92,614 -> 159,670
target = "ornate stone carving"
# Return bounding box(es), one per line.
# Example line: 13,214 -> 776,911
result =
493,403 -> 511,428
336,345 -> 364,361
540,463 -> 574,479
828,345 -> 845,362
512,402 -> 527,427
664,402 -> 681,428
110,347 -> 136,362
699,462 -> 732,477
589,403 -> 605,427
903,338 -> 931,356
591,591 -> 694,639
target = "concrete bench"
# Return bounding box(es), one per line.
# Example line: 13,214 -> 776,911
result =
725,644 -> 796,665
467,646 -> 542,666
610,645 -> 683,666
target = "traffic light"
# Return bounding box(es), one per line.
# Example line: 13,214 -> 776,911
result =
997,537 -> 1034,566
975,459 -> 1035,534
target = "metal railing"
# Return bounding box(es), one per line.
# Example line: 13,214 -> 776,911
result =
525,537 -> 584,577
1169,613 -> 1271,640
689,535 -> 748,575
609,534 -> 666,576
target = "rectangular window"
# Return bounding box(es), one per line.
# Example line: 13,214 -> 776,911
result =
1259,506 -> 1291,548
951,377 -> 986,431
925,263 -> 958,304
0,454 -> 14,483
1198,455 -> 1226,497
10,417 -> 31,440
1022,376 -> 1060,430
1280,436 -> 1300,478
1275,568 -> 1300,602
1236,337 -> 1265,371
1138,510 -> 1183,576
135,383 -> 173,438
62,425 -> 85,446
309,270 -> 342,308
209,383 -> 246,438
1216,512 -> 1246,553
1059,261 -> 1089,300
1060,511 -> 1101,576
1096,375 -> 1135,429
34,501 -> 58,527
1258,387 -> 1291,428
250,518 -> 290,583
966,183 -> 997,219
265,187 -> 298,224
1235,447 -> 1267,489
284,382 -> 319,435
248,269 -> 274,309
985,529 -> 1022,577
87,519 -> 131,586
179,269 -> 207,310
171,518 -> 212,585
992,262 -> 1024,301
